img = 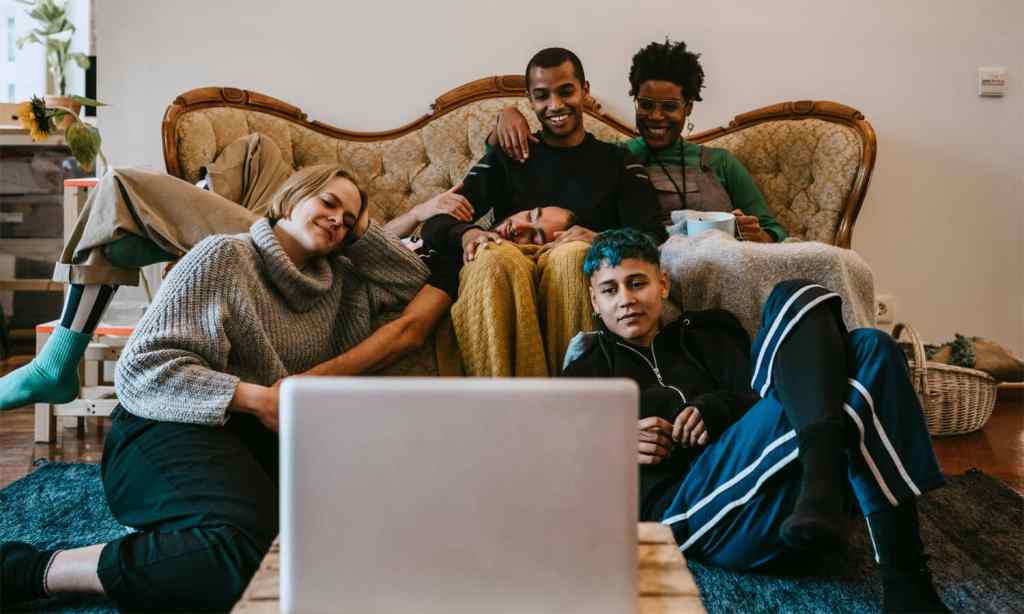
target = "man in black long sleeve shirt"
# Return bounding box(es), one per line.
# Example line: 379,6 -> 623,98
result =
421,47 -> 664,377
422,133 -> 665,255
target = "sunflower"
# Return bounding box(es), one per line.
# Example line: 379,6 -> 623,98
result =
17,96 -> 52,142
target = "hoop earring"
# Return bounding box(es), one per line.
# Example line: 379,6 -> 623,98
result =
686,118 -> 695,136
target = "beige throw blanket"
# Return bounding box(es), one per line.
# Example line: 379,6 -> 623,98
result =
659,231 -> 876,340
54,134 -> 291,286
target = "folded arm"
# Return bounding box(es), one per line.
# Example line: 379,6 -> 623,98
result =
303,285 -> 452,377
382,182 -> 474,238
345,222 -> 430,311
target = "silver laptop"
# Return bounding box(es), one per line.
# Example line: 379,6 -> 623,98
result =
279,377 -> 638,614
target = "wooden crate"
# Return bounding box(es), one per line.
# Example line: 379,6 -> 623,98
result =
234,523 -> 705,613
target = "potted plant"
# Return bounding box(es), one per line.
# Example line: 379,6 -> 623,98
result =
15,0 -> 91,125
17,95 -> 107,172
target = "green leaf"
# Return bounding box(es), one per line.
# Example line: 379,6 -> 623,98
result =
41,23 -> 74,39
65,120 -> 101,173
70,95 -> 106,107
69,53 -> 91,70
15,32 -> 41,48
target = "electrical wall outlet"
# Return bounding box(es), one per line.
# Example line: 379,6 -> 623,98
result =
876,294 -> 896,325
978,66 -> 1008,97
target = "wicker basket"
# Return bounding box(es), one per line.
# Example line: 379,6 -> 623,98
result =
893,322 -> 997,436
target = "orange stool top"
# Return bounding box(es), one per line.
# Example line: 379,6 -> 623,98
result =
64,177 -> 99,188
36,320 -> 135,337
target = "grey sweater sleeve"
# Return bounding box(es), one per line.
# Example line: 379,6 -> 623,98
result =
344,222 -> 429,313
114,237 -> 243,426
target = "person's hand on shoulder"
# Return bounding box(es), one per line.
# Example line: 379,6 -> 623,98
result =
495,106 -> 537,163
637,417 -> 674,464
672,406 -> 709,447
461,227 -> 503,263
413,181 -> 474,223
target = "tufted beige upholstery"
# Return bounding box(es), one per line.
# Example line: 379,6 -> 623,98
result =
165,87 -> 873,248
702,119 -> 863,244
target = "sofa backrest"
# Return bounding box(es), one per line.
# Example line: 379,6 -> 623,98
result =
163,78 -> 875,247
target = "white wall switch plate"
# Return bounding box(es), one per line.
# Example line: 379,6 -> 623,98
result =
979,66 -> 1007,97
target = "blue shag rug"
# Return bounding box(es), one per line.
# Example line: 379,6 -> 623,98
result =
688,468 -> 1024,613
1,462 -> 132,613
1,462 -> 1021,613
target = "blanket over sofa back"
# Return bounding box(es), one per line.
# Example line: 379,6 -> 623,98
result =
163,78 -> 876,248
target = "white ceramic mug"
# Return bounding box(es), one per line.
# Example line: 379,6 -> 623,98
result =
680,211 -> 736,237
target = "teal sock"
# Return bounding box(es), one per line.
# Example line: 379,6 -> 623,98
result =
0,326 -> 92,411
102,234 -> 177,269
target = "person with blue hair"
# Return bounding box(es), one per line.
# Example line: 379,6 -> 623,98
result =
562,228 -> 948,612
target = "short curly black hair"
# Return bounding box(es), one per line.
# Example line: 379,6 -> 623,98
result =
627,39 -> 705,102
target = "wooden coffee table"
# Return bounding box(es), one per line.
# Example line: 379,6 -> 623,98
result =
233,522 -> 704,613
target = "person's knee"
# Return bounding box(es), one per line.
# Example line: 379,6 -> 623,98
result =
848,328 -> 902,364
461,243 -> 527,277
539,242 -> 589,288
762,278 -> 819,321
545,240 -> 590,263
209,525 -> 273,607
458,244 -> 532,296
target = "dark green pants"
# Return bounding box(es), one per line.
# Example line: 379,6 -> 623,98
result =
98,406 -> 278,612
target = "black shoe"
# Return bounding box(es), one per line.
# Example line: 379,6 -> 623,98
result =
779,422 -> 848,552
881,559 -> 950,613
1,541 -> 53,610
868,501 -> 949,613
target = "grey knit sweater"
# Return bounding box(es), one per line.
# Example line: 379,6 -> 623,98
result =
115,218 -> 429,426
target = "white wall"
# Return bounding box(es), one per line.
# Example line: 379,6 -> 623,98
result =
98,0 -> 1023,354
2,0 -> 89,99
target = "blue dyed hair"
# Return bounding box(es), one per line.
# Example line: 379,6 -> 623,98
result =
582,228 -> 660,277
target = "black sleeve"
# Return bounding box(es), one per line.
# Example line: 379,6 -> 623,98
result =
640,387 -> 688,423
420,243 -> 462,301
687,310 -> 754,392
560,347 -> 609,378
421,148 -> 512,257
617,150 -> 667,244
688,390 -> 761,441
459,147 -> 511,220
684,309 -> 760,441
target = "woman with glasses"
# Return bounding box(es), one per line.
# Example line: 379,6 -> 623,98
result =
624,39 -> 784,242
492,40 -> 785,243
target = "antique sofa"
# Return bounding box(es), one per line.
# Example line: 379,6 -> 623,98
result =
161,77 -> 877,374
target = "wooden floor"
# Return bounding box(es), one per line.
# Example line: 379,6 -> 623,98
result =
1,356 -> 1022,494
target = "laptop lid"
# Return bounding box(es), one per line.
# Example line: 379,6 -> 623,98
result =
280,377 -> 638,614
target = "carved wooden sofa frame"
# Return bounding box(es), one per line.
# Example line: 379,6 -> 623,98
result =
162,76 -> 876,248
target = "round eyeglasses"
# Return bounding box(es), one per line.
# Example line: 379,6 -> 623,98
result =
634,97 -> 686,116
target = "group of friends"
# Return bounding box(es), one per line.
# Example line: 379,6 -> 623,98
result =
0,41 -> 949,613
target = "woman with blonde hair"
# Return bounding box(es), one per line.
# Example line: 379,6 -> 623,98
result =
0,133 -> 471,411
1,164 -> 436,611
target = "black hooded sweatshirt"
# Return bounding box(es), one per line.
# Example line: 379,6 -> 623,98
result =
561,310 -> 762,519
